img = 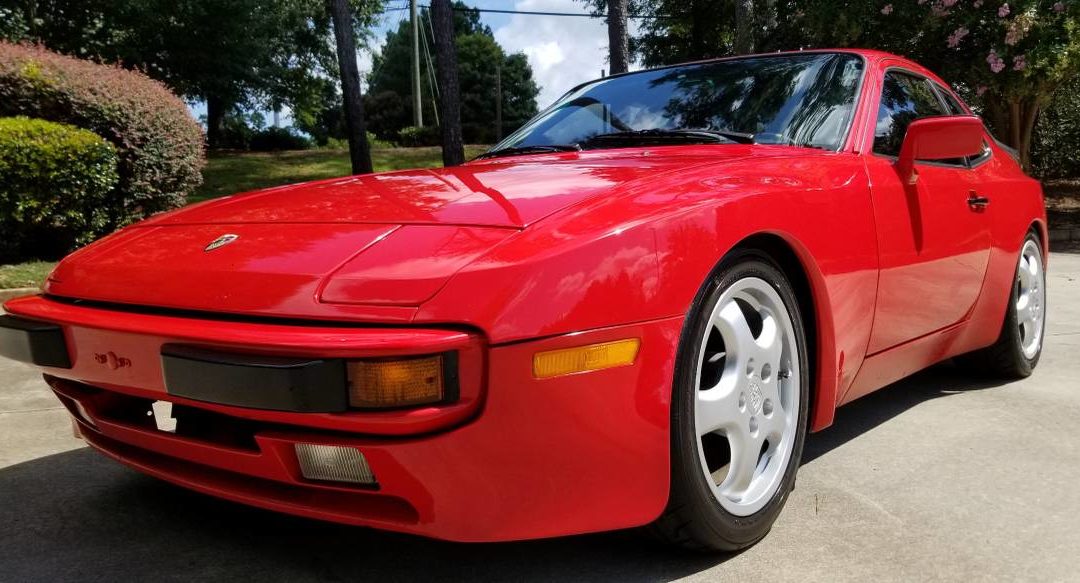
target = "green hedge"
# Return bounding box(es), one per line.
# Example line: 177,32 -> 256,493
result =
0,42 -> 204,231
0,117 -> 119,262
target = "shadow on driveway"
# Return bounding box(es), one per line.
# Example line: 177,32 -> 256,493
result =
0,362 -> 1005,582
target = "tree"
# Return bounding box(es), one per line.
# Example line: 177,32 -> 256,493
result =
607,0 -> 630,74
329,0 -> 374,174
431,0 -> 465,165
2,0 -> 384,150
734,0 -> 755,54
769,0 -> 1080,169
626,0 -> 735,66
367,4 -> 538,143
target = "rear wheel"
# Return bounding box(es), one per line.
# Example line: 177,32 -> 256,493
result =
650,251 -> 809,551
956,232 -> 1046,378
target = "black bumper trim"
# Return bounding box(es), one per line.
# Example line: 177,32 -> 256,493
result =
161,344 -> 348,413
0,314 -> 72,368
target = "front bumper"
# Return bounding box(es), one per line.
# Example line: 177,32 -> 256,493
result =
3,295 -> 681,542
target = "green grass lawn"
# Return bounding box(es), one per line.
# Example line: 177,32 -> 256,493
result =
0,146 -> 489,289
193,145 -> 489,202
0,261 -> 54,290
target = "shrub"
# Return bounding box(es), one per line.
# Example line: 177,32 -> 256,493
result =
0,117 -> 119,262
1032,77 -> 1080,180
0,42 -> 204,231
249,126 -> 312,151
397,125 -> 441,147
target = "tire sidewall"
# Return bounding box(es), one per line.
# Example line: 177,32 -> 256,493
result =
669,250 -> 810,548
1005,233 -> 1046,374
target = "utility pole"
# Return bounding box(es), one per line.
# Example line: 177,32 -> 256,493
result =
411,0 -> 423,127
494,62 -> 503,141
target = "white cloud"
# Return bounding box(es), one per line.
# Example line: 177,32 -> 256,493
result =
494,0 -> 637,109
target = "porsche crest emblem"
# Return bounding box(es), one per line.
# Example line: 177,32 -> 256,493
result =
204,234 -> 239,252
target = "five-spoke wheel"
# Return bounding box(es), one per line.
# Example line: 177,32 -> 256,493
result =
695,277 -> 800,516
956,231 -> 1046,379
651,250 -> 808,551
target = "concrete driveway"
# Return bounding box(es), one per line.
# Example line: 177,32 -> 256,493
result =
1,253 -> 1077,582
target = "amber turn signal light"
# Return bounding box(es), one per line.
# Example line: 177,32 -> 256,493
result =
347,355 -> 445,408
533,338 -> 641,379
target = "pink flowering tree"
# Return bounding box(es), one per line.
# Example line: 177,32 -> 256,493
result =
771,0 -> 1080,169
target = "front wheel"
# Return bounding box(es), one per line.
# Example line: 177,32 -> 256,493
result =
956,232 -> 1046,378
650,251 -> 809,551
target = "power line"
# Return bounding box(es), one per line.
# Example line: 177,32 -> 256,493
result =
379,4 -> 671,20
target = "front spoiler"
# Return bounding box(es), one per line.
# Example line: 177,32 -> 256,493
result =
6,294 -> 682,542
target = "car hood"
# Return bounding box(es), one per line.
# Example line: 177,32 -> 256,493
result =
43,147 -> 780,317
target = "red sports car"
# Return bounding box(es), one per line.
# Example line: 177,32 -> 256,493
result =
0,49 -> 1047,551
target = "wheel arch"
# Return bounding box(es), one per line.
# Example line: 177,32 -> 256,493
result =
1031,218 -> 1048,260
722,231 -> 839,433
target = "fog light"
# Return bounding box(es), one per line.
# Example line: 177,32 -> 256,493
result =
347,355 -> 445,408
533,338 -> 641,379
295,443 -> 376,485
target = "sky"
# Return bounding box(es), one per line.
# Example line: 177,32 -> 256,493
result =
368,0 -> 633,109
194,0 -> 631,127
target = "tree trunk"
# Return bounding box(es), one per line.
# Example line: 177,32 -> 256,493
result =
431,0 -> 465,166
690,0 -> 709,58
734,0 -> 755,54
328,0 -> 373,174
607,0 -> 629,74
206,95 -> 226,150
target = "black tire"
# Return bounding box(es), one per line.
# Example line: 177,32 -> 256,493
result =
649,249 -> 810,552
955,231 -> 1046,379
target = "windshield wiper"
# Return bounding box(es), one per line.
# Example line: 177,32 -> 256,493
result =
582,128 -> 756,147
476,144 -> 582,160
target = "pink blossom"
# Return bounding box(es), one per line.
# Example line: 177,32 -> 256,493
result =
1054,2 -> 1065,12
947,26 -> 970,48
998,3 -> 1010,17
942,0 -> 958,6
932,2 -> 951,17
1013,54 -> 1027,71
974,0 -> 984,7
881,3 -> 893,15
976,85 -> 989,96
987,50 -> 1006,73
1005,28 -> 1019,45
918,0 -> 928,5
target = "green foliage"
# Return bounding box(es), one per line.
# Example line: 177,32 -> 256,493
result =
249,126 -> 312,151
0,117 -> 119,262
1033,75 -> 1080,178
0,42 -> 204,230
367,2 -> 539,143
0,0 -> 385,149
397,125 -> 443,147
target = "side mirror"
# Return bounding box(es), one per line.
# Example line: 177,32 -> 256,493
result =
897,116 -> 985,185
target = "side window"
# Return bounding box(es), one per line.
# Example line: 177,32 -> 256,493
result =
873,72 -> 947,157
934,84 -> 967,115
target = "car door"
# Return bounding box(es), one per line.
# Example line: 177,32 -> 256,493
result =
864,69 -> 992,354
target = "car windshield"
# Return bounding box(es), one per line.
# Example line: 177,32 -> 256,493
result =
490,52 -> 865,156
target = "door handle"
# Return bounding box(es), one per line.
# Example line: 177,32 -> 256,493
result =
967,192 -> 990,210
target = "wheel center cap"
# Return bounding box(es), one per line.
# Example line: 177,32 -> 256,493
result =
748,381 -> 763,414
